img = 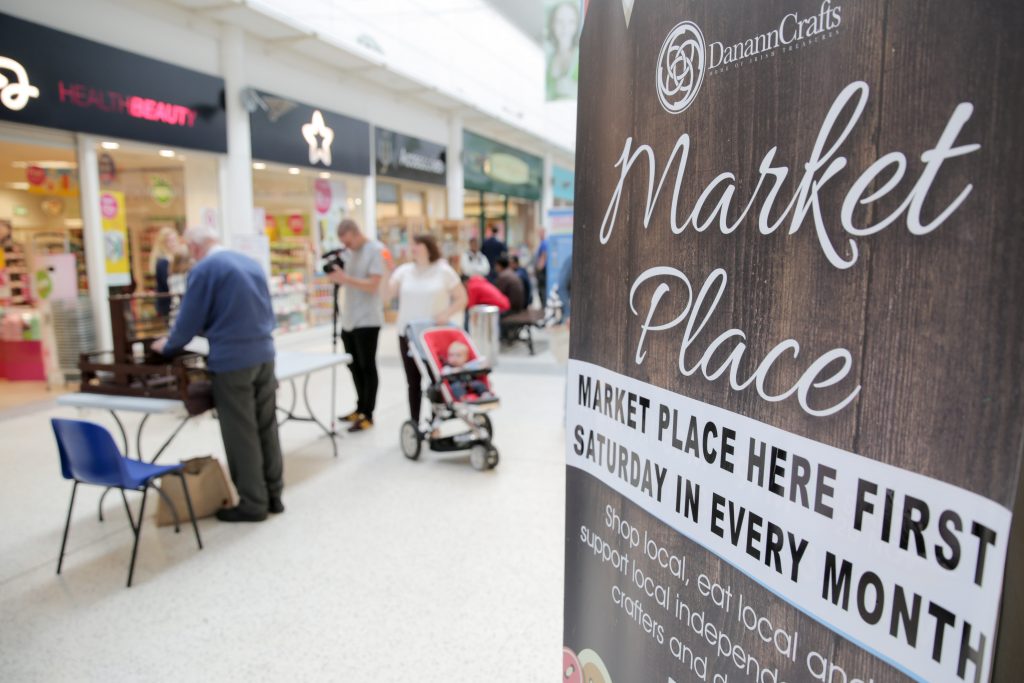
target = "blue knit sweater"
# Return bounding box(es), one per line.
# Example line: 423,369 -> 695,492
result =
164,249 -> 275,373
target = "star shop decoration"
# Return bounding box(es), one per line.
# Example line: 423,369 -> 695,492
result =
302,109 -> 334,166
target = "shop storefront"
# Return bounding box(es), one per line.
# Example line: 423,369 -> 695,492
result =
374,126 -> 473,274
248,90 -> 370,331
0,12 -> 226,401
462,130 -> 544,263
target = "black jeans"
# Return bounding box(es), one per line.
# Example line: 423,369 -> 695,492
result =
341,327 -> 380,419
399,335 -> 423,423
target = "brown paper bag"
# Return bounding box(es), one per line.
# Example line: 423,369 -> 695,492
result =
155,456 -> 235,527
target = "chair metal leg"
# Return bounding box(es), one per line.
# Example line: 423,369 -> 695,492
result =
57,481 -> 78,575
176,472 -> 203,550
97,486 -> 112,522
119,489 -> 137,531
126,487 -> 149,588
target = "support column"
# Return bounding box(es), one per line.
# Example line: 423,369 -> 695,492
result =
221,25 -> 254,235
362,179 -> 377,240
76,134 -> 112,352
446,113 -> 464,219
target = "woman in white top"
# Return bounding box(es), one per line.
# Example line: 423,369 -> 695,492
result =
388,234 -> 467,423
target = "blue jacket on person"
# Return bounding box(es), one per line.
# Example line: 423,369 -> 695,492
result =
163,248 -> 275,373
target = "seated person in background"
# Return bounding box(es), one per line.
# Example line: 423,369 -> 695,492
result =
442,340 -> 492,401
461,237 -> 491,278
464,274 -> 510,313
493,257 -> 526,313
510,254 -> 532,308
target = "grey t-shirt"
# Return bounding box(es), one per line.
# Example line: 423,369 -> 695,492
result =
340,239 -> 385,331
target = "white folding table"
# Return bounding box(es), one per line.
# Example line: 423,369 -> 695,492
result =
56,350 -> 352,462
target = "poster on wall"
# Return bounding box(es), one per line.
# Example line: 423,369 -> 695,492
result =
99,191 -> 130,287
545,0 -> 582,101
32,254 -> 77,302
564,2 -> 1024,683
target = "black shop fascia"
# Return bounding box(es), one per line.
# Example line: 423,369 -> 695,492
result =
247,89 -> 370,175
0,12 -> 227,152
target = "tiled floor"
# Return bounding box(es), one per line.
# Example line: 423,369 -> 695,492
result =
0,326 -> 567,681
0,379 -> 68,413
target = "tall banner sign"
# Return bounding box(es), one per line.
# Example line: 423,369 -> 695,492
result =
564,2 -> 1024,683
100,190 -> 130,287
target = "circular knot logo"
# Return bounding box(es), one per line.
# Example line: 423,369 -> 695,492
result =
657,21 -> 706,114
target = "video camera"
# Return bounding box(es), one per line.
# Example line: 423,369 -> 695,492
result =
321,247 -> 348,273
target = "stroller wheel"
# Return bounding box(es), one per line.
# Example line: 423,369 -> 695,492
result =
400,420 -> 422,460
472,413 -> 493,439
470,444 -> 489,471
486,446 -> 499,469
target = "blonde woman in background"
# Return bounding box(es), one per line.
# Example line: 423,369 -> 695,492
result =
150,226 -> 182,318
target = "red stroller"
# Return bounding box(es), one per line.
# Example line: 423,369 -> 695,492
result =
399,322 -> 500,470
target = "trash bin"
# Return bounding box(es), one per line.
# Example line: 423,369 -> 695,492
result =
467,305 -> 501,366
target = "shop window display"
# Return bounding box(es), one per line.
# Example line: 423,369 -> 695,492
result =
95,141 -> 222,341
0,137 -> 84,389
253,163 -> 366,331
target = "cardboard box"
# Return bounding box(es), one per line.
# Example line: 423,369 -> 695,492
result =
155,456 -> 235,527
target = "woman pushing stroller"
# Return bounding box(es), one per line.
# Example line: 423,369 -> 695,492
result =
387,234 -> 500,470
387,234 -> 467,424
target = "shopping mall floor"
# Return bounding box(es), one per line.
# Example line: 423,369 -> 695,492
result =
0,327 -> 568,681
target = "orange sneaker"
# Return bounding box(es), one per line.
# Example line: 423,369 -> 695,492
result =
347,416 -> 373,432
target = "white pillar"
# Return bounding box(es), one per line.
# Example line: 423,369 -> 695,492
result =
221,25 -> 254,235
542,152 -> 554,227
446,113 -> 464,219
362,179 -> 377,240
76,134 -> 112,352
217,156 -> 231,242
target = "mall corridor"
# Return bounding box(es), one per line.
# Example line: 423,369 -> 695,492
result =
0,331 -> 567,680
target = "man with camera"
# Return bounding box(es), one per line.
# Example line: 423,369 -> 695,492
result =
326,219 -> 385,432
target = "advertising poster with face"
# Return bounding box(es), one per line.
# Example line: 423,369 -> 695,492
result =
563,2 -> 1024,682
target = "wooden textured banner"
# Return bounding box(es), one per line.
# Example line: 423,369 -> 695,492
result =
563,2 -> 1024,682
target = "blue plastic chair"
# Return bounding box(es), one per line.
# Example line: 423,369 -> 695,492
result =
51,418 -> 203,587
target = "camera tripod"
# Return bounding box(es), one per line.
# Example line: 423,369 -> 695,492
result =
330,281 -> 341,435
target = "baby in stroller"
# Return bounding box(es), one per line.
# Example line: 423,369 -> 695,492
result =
399,322 -> 500,470
441,341 -> 494,402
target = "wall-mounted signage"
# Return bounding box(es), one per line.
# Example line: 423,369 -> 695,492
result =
463,130 -> 543,200
565,2 -> 1024,683
552,164 -> 575,203
100,190 -> 130,287
0,12 -> 227,152
375,127 -> 446,185
248,90 -> 370,175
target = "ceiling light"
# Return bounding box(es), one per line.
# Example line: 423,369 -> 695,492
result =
354,198 -> 362,206
318,172 -> 330,179
159,149 -> 176,158
12,160 -> 77,170
100,141 -> 120,150
253,162 -> 266,170
288,167 -> 300,175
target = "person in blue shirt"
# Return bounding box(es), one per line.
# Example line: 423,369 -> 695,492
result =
557,254 -> 572,324
152,226 -> 283,523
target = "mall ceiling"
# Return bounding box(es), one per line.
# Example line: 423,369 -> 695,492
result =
483,0 -> 544,44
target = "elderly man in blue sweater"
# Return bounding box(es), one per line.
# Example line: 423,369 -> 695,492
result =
152,226 -> 283,523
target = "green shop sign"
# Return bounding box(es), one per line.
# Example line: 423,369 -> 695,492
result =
463,131 -> 543,200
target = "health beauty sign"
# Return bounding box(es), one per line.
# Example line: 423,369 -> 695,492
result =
563,2 -> 1024,683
